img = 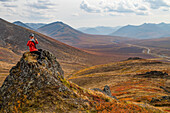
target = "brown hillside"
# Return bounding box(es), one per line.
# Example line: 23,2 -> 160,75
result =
69,59 -> 170,112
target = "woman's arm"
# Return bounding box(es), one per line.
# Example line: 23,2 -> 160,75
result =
35,38 -> 38,44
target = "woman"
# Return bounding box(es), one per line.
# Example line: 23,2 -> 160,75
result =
27,33 -> 38,52
27,33 -> 42,62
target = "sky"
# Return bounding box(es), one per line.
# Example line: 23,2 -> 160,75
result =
0,0 -> 170,28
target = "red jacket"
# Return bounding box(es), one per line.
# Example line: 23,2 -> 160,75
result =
27,40 -> 38,52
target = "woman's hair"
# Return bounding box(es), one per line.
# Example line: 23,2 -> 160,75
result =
29,33 -> 34,37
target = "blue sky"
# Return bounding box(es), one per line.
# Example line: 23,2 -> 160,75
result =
0,0 -> 170,28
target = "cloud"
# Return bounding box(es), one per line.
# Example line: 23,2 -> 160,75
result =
2,3 -> 17,7
27,0 -> 57,9
80,0 -> 170,16
145,0 -> 170,9
80,1 -> 101,13
20,0 -> 58,21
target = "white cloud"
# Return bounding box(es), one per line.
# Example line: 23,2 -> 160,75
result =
145,0 -> 170,9
19,0 -> 58,21
80,0 -> 170,16
26,0 -> 57,9
80,1 -> 101,13
2,2 -> 17,7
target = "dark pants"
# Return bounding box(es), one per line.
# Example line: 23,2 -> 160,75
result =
30,49 -> 42,60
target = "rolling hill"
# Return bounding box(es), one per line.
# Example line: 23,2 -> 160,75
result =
111,23 -> 170,39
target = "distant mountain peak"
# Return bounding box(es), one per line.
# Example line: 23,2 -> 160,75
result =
37,21 -> 84,41
13,21 -> 22,23
13,21 -> 34,30
159,22 -> 166,25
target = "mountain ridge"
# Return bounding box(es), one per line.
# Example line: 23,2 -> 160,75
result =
111,23 -> 170,39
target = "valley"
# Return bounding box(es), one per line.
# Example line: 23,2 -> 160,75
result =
0,18 -> 170,112
1,0 -> 170,112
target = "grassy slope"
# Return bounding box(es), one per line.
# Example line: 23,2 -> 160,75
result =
69,59 -> 170,112
4,77 -> 164,113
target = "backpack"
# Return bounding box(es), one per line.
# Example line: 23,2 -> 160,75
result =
32,40 -> 37,49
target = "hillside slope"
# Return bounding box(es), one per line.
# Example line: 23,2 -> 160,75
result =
0,50 -> 163,113
69,59 -> 170,112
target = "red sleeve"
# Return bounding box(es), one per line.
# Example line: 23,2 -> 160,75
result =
27,41 -> 30,46
35,40 -> 38,44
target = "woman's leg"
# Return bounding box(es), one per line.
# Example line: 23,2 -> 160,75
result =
30,51 -> 41,59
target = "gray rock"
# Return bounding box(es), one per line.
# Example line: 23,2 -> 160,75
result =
92,85 -> 118,101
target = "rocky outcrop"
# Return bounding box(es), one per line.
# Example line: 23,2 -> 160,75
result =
127,57 -> 142,60
150,96 -> 170,106
0,50 -> 66,112
134,71 -> 169,78
92,85 -> 118,100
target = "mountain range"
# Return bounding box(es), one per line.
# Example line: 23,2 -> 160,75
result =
37,21 -> 130,48
13,21 -> 170,40
111,23 -> 170,39
78,26 -> 121,35
9,20 -> 170,59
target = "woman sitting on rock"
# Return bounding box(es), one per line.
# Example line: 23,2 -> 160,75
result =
27,33 -> 42,63
27,33 -> 38,52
